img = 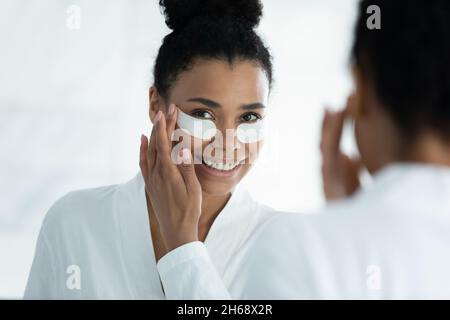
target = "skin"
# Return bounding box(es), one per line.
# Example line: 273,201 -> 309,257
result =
140,59 -> 269,260
321,65 -> 450,200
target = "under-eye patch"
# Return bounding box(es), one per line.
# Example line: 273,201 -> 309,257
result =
177,108 -> 216,140
236,119 -> 266,143
176,108 -> 266,143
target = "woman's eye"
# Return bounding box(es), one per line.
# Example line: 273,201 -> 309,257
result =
241,113 -> 261,123
191,110 -> 214,120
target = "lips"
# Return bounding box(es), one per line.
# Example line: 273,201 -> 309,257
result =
196,157 -> 245,178
203,158 -> 243,171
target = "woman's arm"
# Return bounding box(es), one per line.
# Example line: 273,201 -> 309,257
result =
140,106 -> 200,252
139,105 -> 231,299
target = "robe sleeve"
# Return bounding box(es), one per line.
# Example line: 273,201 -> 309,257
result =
157,214 -> 318,300
157,241 -> 232,300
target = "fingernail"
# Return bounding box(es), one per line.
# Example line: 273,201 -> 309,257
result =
168,104 -> 175,116
155,111 -> 162,123
140,134 -> 145,143
179,148 -> 191,163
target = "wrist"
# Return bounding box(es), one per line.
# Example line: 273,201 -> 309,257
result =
160,227 -> 199,252
164,235 -> 199,252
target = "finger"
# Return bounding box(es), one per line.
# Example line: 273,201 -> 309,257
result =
148,112 -> 159,173
165,103 -> 178,142
155,111 -> 175,168
320,108 -> 331,152
350,156 -> 364,173
140,134 -> 149,179
177,148 -> 201,192
345,93 -> 357,119
322,109 -> 346,157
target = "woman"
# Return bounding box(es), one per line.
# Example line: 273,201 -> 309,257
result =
24,0 -> 278,299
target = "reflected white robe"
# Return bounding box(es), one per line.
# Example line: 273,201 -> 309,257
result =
24,172 -> 276,299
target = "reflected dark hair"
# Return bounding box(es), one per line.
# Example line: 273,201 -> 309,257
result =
352,0 -> 450,140
153,0 -> 273,99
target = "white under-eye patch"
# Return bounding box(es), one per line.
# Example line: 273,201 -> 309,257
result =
176,108 -> 266,143
177,108 -> 217,140
236,119 -> 266,143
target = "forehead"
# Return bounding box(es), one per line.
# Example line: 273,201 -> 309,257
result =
168,59 -> 270,105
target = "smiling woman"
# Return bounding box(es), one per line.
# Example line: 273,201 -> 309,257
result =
23,0 -> 281,299
156,59 -> 269,196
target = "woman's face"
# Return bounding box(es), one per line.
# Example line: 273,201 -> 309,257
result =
151,59 -> 270,196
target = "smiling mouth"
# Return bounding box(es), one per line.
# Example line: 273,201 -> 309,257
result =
192,156 -> 245,180
202,158 -> 245,171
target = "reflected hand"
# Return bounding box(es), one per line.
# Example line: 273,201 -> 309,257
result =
139,104 -> 202,251
320,96 -> 363,201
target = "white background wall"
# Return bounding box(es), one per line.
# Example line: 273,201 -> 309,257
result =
0,0 -> 359,298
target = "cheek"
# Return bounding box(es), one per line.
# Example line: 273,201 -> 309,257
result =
238,142 -> 263,178
174,136 -> 264,163
245,140 -> 263,163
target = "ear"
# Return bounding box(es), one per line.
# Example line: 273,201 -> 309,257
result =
149,86 -> 165,124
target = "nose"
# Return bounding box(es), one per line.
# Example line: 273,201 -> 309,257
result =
211,121 -> 242,155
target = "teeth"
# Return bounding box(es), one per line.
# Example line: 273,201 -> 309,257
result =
203,159 -> 242,171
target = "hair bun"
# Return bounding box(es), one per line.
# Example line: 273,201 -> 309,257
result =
159,0 -> 263,31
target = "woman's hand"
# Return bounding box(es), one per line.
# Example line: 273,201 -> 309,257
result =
139,104 -> 202,251
320,96 -> 363,201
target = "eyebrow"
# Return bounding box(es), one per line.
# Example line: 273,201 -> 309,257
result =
240,102 -> 266,110
186,97 -> 266,110
186,97 -> 220,108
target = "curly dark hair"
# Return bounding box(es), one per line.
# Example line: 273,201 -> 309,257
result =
352,0 -> 450,140
153,0 -> 273,100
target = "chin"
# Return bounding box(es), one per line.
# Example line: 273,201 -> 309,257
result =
197,178 -> 237,196
200,183 -> 234,197
193,159 -> 249,196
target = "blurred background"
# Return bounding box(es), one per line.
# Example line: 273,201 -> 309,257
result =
0,0 -> 358,298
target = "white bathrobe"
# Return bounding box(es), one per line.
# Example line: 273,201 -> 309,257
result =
156,163 -> 450,299
24,172 -> 277,299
